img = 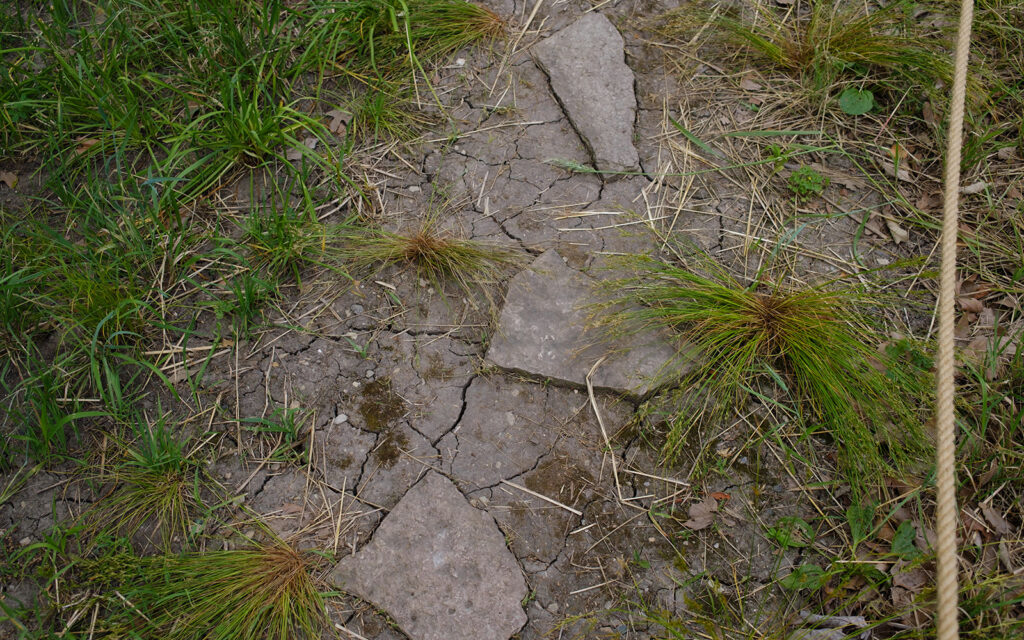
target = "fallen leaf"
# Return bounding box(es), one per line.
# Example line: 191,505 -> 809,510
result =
74,137 -> 100,155
709,491 -> 731,502
994,295 -> 1019,309
955,314 -> 971,339
739,77 -> 762,91
326,109 -> 351,135
915,190 -> 941,211
978,460 -> 999,487
885,218 -> 909,244
0,170 -> 17,189
981,503 -> 1011,536
958,297 -> 984,314
286,136 -> 318,160
922,101 -> 939,126
997,147 -> 1018,161
892,566 -> 929,592
961,181 -> 989,195
961,507 -> 988,534
281,502 -> 304,515
881,160 -> 912,182
786,630 -> 849,640
682,496 -> 718,530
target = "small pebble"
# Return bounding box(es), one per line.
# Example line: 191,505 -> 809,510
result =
454,58 -> 465,67
419,278 -> 429,287
19,537 -> 31,546
333,413 -> 349,425
352,381 -> 361,388
365,369 -> 375,379
409,185 -> 421,193
546,603 -> 559,614
648,537 -> 656,543
223,472 -> 233,479
350,303 -> 364,315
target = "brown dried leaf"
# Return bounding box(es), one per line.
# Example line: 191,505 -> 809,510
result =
286,136 -> 318,161
0,170 -> 17,189
74,137 -> 100,155
915,190 -> 941,212
885,218 -> 909,244
892,566 -> 929,592
981,503 -> 1012,536
881,160 -> 912,182
739,77 -> 762,91
326,109 -> 351,135
682,496 -> 718,530
958,297 -> 984,314
961,181 -> 989,195
962,507 -> 988,534
922,101 -> 939,127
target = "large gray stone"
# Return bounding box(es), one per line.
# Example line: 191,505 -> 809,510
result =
486,250 -> 680,397
533,13 -> 639,174
330,472 -> 527,640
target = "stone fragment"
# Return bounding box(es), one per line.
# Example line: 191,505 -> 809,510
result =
533,13 -> 639,174
486,250 -> 681,397
330,472 -> 527,640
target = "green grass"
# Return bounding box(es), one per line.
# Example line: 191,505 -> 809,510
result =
80,412 -> 210,551
342,216 -> 523,298
599,250 -> 932,491
659,0 -> 952,97
25,540 -> 329,640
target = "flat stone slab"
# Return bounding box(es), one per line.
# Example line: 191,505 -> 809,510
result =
486,250 -> 680,397
330,472 -> 527,640
533,12 -> 639,174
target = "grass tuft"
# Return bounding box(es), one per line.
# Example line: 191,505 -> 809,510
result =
75,542 -> 327,640
80,413 -> 208,551
599,250 -> 932,491
343,217 -> 522,298
659,0 -> 953,96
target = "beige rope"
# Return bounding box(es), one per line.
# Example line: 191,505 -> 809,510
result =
936,1 -> 974,638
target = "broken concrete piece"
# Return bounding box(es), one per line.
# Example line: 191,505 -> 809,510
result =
533,12 -> 639,174
330,472 -> 527,640
486,250 -> 679,397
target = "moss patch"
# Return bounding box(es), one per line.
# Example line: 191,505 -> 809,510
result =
358,377 -> 406,432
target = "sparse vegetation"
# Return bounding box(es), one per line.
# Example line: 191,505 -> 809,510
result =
2,0 -> 1022,638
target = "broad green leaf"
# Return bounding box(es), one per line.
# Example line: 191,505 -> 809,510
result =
768,516 -> 814,548
891,521 -> 921,559
846,503 -> 875,547
780,564 -> 827,590
838,88 -> 874,115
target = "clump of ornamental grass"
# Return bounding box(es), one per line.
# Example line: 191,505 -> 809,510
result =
598,251 -> 932,491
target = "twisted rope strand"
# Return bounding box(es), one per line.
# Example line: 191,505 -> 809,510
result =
935,1 -> 974,639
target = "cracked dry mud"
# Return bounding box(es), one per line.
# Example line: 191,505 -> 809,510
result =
0,2 -> 881,638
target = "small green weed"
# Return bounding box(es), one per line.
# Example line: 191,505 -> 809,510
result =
241,406 -> 309,464
787,166 -> 830,202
